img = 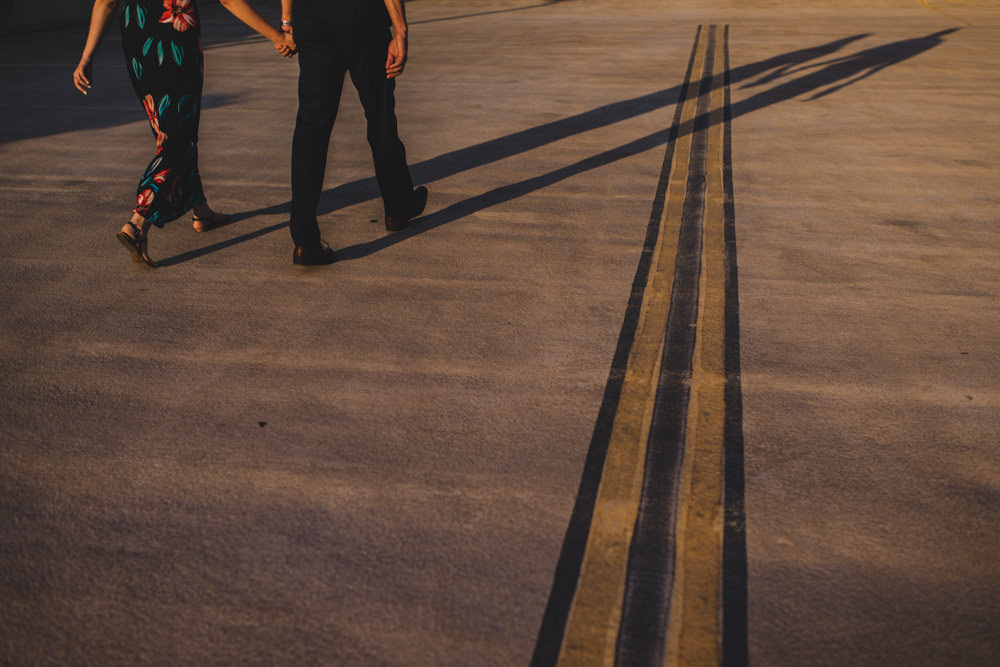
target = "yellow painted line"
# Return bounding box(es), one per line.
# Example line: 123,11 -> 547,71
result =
916,0 -> 973,25
556,31 -> 710,667
920,0 -> 999,8
664,29 -> 729,667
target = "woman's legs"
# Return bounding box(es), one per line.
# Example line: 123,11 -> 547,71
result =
121,0 -> 211,235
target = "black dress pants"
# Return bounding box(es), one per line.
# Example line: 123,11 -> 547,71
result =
289,8 -> 413,246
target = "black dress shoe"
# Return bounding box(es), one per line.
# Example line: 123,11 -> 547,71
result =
384,185 -> 428,232
293,242 -> 336,265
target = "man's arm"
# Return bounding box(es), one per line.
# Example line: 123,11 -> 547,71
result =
276,0 -> 295,55
383,0 -> 408,79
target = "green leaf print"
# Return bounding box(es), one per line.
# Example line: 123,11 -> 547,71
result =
157,41 -> 164,66
124,5 -> 130,27
137,5 -> 146,29
132,58 -> 142,80
158,94 -> 171,119
171,42 -> 183,67
142,37 -> 154,57
177,94 -> 192,120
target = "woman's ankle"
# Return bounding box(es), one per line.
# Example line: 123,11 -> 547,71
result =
126,215 -> 150,235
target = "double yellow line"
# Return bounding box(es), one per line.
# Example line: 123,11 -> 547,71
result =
553,25 -> 732,666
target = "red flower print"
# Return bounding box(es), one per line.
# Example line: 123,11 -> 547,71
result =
159,0 -> 197,32
137,189 -> 155,211
141,94 -> 168,149
152,169 -> 172,184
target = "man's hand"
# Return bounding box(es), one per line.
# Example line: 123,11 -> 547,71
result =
275,27 -> 296,58
385,31 -> 407,79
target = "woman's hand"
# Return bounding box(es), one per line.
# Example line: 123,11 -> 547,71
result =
75,0 -> 120,94
73,59 -> 93,95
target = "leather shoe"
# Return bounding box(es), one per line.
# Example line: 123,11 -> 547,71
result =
293,242 -> 336,265
384,186 -> 428,232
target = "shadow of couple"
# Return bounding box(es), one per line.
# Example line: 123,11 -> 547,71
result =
158,28 -> 958,268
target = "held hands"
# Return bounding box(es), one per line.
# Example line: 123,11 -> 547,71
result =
385,31 -> 407,79
73,59 -> 93,95
274,26 -> 296,58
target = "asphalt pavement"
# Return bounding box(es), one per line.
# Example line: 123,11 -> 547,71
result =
1,1 -> 997,665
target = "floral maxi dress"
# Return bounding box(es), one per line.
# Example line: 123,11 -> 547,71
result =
121,0 -> 207,226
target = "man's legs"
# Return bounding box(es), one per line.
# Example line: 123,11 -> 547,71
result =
348,30 -> 415,220
290,19 -> 347,247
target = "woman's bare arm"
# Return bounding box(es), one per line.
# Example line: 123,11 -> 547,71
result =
73,0 -> 120,94
218,0 -> 294,53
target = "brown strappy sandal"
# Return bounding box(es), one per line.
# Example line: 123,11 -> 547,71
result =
116,221 -> 157,267
191,211 -> 232,232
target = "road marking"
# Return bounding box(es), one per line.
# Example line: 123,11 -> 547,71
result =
664,26 -> 728,667
916,0 -> 1000,26
555,27 -> 707,665
532,25 -> 747,666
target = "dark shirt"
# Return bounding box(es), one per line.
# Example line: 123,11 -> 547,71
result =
295,0 -> 391,54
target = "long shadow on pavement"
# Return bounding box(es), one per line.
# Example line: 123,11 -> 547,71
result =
335,29 -> 957,261
158,29 -> 957,265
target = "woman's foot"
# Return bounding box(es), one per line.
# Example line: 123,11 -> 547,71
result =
191,205 -> 231,232
117,219 -> 157,267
